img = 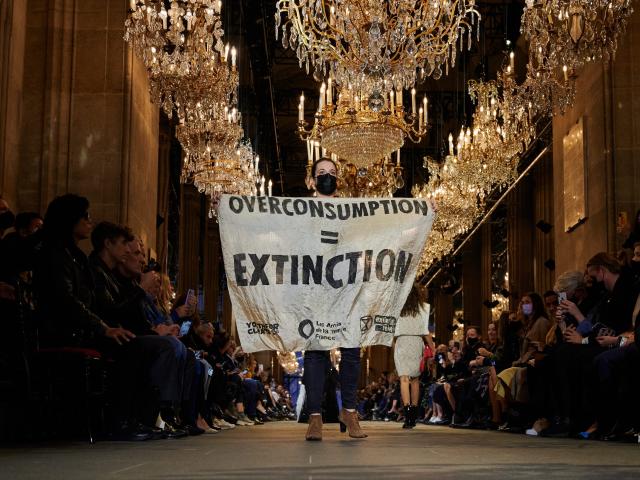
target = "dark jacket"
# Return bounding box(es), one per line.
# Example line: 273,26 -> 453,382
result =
596,273 -> 640,335
33,242 -> 109,345
112,273 -> 156,336
89,252 -> 147,330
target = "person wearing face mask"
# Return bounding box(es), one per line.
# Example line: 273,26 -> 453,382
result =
543,253 -> 640,437
303,157 -> 367,442
516,293 -> 551,362
447,326 -> 493,428
492,294 -> 550,431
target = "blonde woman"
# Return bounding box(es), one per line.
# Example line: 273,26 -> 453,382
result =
394,283 -> 433,429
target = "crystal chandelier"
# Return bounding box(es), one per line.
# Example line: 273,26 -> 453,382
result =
124,0 -> 238,121
275,0 -> 481,92
412,65 -> 536,273
413,155 -> 484,270
299,83 -> 429,168
520,0 -> 633,114
455,76 -> 534,192
177,105 -> 244,184
337,155 -> 405,197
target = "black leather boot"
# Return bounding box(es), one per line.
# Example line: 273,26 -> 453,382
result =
402,406 -> 412,429
409,405 -> 418,428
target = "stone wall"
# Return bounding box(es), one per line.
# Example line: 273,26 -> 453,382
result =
1,0 -> 159,247
552,59 -> 612,273
0,0 -> 27,208
553,8 -> 640,273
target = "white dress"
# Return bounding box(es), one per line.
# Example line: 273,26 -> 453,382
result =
393,304 -> 430,377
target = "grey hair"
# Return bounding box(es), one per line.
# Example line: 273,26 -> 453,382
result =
554,271 -> 585,293
195,322 -> 213,335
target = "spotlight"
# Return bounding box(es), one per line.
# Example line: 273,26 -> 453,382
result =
536,220 -> 553,234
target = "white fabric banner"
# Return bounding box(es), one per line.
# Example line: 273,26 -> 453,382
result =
218,195 -> 435,353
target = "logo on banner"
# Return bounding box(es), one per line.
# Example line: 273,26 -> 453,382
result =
298,319 -> 315,339
373,316 -> 397,334
360,316 -> 373,333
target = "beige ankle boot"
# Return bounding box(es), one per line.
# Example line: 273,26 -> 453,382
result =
339,410 -> 368,438
305,414 -> 323,441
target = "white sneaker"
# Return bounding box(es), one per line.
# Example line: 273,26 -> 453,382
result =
428,416 -> 441,424
213,418 -> 235,430
236,414 -> 255,426
525,428 -> 539,436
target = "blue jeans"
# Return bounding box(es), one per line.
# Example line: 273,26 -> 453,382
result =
304,348 -> 360,414
242,378 -> 261,417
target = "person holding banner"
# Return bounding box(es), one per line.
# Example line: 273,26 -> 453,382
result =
393,283 -> 433,429
304,157 -> 367,441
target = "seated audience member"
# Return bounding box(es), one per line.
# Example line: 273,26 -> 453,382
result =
543,291 -> 559,320
33,195 -> 133,348
0,211 -> 43,284
622,209 -> 640,249
448,326 -> 493,428
171,291 -> 199,332
554,270 -> 601,336
493,293 -> 550,430
114,235 -> 204,435
221,340 -> 256,426
498,310 -> 523,368
544,253 -> 639,437
88,221 -> 196,437
180,321 -> 223,434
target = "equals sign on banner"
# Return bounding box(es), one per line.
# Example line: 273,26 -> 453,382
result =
320,230 -> 339,244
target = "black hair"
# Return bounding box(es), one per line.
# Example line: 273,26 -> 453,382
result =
91,221 -> 134,252
312,157 -> 337,176
14,212 -> 42,232
542,290 -> 558,299
401,283 -> 427,317
43,194 -> 89,246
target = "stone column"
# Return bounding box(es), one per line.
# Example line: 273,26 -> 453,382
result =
507,177 -> 534,306
432,288 -> 453,344
532,152 -> 556,292
203,219 -> 221,322
5,0 -> 159,246
177,184 -> 202,293
0,0 -> 27,207
552,62 -> 610,272
462,231 -> 482,330
479,222 -> 493,332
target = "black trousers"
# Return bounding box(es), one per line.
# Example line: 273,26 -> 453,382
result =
105,335 -> 180,425
594,343 -> 640,431
551,342 -> 605,429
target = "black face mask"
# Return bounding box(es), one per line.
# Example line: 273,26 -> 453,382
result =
466,337 -> 479,347
0,210 -> 15,230
315,173 -> 337,196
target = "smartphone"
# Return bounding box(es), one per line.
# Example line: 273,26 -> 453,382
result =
557,291 -> 567,303
179,320 -> 192,337
185,288 -> 195,305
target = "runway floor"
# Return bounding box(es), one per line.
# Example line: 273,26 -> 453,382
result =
1,421 -> 639,479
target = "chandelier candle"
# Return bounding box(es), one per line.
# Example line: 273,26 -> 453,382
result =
411,88 -> 416,116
